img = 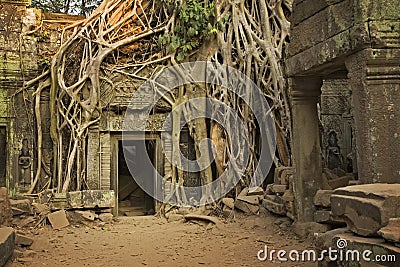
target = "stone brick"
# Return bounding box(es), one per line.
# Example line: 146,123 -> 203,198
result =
47,210 -> 69,230
314,190 -> 333,208
238,187 -> 249,197
75,211 -> 96,221
235,198 -> 259,214
262,199 -> 286,216
378,218 -> 400,243
331,184 -> 400,236
272,184 -> 287,194
0,227 -> 15,267
15,233 -> 33,247
236,195 -> 259,206
247,187 -> 264,196
221,198 -> 234,209
9,199 -> 32,215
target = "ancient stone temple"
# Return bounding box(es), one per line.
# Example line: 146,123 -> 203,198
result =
286,0 -> 400,222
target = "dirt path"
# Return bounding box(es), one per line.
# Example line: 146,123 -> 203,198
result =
7,213 -> 317,267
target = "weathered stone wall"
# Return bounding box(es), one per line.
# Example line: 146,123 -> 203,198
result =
287,0 -> 400,221
0,4 -> 82,194
0,4 -> 39,194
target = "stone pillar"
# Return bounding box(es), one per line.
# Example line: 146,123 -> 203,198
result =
290,77 -> 323,222
346,49 -> 400,184
87,128 -> 100,189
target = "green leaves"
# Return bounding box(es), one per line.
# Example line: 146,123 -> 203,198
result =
158,0 -> 219,61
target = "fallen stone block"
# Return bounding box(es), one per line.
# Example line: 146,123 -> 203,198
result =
264,194 -> 285,204
0,227 -> 15,267
98,213 -> 113,223
238,187 -> 249,197
262,199 -> 286,216
331,184 -> 400,236
314,190 -> 333,208
31,203 -> 49,214
47,210 -> 69,230
247,187 -> 264,196
378,218 -> 400,243
235,198 -> 259,214
272,184 -> 287,194
75,211 -> 96,221
237,195 -> 259,206
221,198 -> 235,209
9,199 -> 31,215
15,234 -> 33,247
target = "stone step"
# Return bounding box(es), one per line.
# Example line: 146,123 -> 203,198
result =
0,227 -> 15,267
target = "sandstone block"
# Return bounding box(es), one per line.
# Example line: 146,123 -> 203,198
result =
331,184 -> 400,236
378,218 -> 400,243
262,199 -> 286,216
47,210 -> 69,230
221,198 -> 235,209
0,227 -> 15,267
314,190 -> 333,208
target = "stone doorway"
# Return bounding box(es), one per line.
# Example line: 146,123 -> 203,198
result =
112,136 -> 161,216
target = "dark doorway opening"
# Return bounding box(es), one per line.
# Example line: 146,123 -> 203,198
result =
117,140 -> 155,216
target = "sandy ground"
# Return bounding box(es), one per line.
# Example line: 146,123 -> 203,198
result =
6,212 -> 317,267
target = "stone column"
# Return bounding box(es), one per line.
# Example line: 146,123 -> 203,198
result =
87,127 -> 100,189
290,76 -> 323,222
346,49 -> 400,184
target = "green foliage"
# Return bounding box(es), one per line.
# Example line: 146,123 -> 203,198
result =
159,0 -> 227,61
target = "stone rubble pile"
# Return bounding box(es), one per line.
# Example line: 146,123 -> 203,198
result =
316,184 -> 400,267
0,187 -> 116,266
